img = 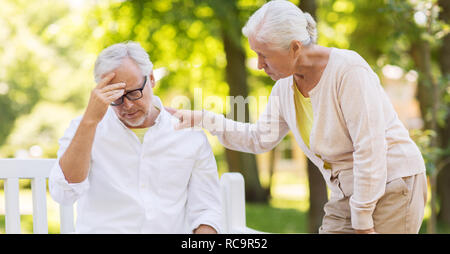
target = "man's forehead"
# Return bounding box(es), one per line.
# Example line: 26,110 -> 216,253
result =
110,74 -> 144,90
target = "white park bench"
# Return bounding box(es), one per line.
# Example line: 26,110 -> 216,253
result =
0,158 -> 261,234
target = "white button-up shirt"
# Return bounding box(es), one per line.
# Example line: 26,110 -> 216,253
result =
49,96 -> 223,234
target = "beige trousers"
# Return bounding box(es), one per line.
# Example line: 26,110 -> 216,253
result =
319,172 -> 428,234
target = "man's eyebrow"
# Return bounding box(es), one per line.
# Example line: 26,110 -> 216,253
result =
124,86 -> 140,93
124,77 -> 145,92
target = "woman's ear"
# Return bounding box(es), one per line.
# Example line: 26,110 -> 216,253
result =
290,40 -> 302,58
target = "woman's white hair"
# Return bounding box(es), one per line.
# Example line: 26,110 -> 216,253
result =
94,41 -> 153,83
242,0 -> 317,49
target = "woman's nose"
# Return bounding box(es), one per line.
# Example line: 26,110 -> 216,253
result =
257,56 -> 266,70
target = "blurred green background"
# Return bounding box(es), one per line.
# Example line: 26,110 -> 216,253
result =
0,0 -> 449,233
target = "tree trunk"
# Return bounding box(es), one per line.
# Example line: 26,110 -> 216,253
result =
218,1 -> 268,202
267,148 -> 277,198
436,0 -> 450,226
306,159 -> 328,233
299,0 -> 328,233
410,39 -> 439,233
411,41 -> 435,131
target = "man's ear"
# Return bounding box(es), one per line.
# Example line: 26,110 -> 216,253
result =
149,73 -> 156,88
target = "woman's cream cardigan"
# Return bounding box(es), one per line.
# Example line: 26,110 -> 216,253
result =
202,48 -> 425,230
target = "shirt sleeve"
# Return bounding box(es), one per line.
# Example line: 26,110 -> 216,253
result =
48,117 -> 90,205
338,66 -> 388,230
201,83 -> 290,154
186,131 -> 224,234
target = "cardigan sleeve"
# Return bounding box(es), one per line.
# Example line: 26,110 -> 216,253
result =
202,82 -> 290,154
338,66 -> 388,230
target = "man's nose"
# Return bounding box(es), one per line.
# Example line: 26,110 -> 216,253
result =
121,97 -> 134,109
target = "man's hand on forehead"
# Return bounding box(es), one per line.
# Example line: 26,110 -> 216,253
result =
83,72 -> 126,124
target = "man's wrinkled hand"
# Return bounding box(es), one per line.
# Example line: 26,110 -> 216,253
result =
84,72 -> 125,124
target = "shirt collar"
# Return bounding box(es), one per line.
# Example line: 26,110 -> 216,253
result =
151,95 -> 164,126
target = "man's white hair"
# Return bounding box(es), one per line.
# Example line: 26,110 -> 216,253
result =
94,41 -> 153,83
242,0 -> 317,49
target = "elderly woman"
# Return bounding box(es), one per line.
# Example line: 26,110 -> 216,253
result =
170,0 -> 427,234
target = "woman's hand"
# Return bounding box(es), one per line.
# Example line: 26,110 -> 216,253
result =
165,107 -> 203,130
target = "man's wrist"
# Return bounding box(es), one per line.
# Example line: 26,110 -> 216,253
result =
81,115 -> 100,128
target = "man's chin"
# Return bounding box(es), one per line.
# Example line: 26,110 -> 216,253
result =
120,116 -> 146,128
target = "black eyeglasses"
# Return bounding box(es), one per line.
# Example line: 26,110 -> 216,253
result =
111,76 -> 147,106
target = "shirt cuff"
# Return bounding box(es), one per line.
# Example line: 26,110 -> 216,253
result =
190,215 -> 223,234
349,198 -> 375,230
49,160 -> 90,205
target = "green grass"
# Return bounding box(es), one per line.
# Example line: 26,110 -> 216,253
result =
246,203 -> 450,234
0,215 -> 34,234
246,202 -> 307,233
419,218 -> 450,234
0,215 -> 61,234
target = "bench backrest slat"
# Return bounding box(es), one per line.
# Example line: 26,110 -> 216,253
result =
4,177 -> 21,234
59,205 -> 75,233
31,177 -> 48,234
0,159 -> 73,234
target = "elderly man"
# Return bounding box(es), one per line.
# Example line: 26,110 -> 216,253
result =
49,41 -> 222,234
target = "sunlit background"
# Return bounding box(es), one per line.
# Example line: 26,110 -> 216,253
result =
0,0 -> 449,233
